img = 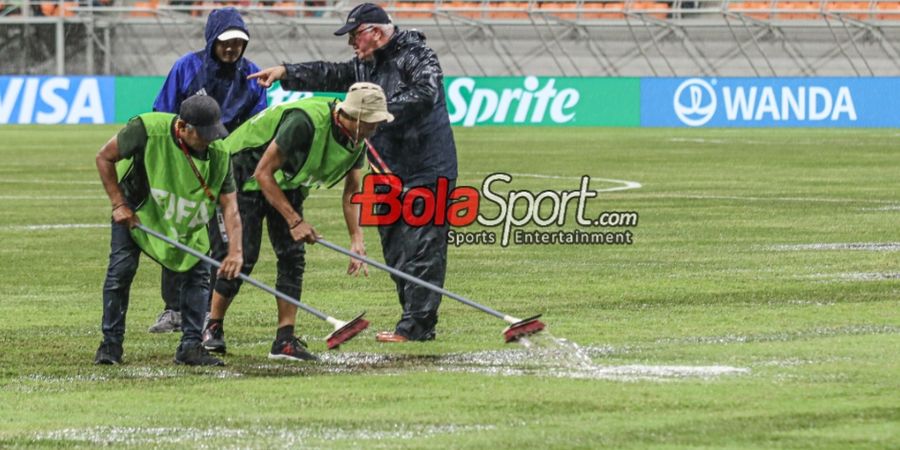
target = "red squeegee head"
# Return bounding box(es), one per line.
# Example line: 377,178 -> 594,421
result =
326,313 -> 370,349
503,315 -> 546,343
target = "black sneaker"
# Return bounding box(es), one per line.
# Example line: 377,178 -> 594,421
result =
201,322 -> 226,354
174,343 -> 225,366
268,336 -> 318,362
94,341 -> 123,365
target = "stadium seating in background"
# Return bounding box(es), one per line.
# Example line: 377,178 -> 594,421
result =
191,2 -> 211,17
490,1 -> 531,19
131,0 -> 159,17
875,1 -> 900,20
728,0 -> 886,21
10,0 -> 900,24
728,1 -> 771,19
537,2 -> 576,20
442,1 -> 483,19
391,1 -> 436,19
38,1 -> 78,16
775,1 -> 818,20
824,1 -> 870,20
270,1 -> 298,16
382,1 -> 675,21
583,1 -> 625,19
632,1 -> 669,19
30,0 -> 886,23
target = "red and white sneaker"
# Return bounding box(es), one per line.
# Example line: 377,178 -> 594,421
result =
268,336 -> 318,362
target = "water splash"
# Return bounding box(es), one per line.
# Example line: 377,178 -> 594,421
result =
500,330 -> 749,381
524,333 -> 596,368
510,330 -> 599,369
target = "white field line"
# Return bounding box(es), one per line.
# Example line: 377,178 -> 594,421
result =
859,205 -> 900,211
668,137 -> 728,144
667,136 -> 881,146
431,363 -> 750,381
469,171 -> 643,193
656,325 -> 900,346
33,424 -> 497,446
0,174 -> 646,191
0,195 -> 105,200
13,368 -> 242,393
0,223 -> 109,231
770,242 -> 900,251
0,179 -> 98,185
636,193 -> 899,204
807,272 -> 900,282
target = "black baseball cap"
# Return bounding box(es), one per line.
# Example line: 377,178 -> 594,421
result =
179,95 -> 229,141
334,3 -> 391,36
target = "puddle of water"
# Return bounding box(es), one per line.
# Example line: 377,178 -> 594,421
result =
241,334 -> 748,382
306,332 -> 748,382
12,333 -> 748,386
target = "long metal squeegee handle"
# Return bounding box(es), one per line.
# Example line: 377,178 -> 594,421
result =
317,238 -> 509,321
136,224 -> 330,322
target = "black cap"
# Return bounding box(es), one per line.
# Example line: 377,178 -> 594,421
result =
334,3 -> 391,36
179,95 -> 229,142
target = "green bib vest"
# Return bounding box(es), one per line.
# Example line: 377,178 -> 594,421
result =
116,113 -> 230,272
222,97 -> 364,192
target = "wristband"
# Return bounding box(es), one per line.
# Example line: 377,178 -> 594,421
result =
112,203 -> 126,212
290,217 -> 304,229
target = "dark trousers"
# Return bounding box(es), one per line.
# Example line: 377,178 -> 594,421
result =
160,272 -> 181,312
101,220 -> 210,346
160,214 -> 223,312
377,181 -> 453,341
212,189 -> 306,302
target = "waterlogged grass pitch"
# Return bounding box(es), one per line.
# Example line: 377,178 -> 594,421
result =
0,126 -> 898,449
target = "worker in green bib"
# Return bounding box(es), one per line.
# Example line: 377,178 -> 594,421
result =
94,95 -> 243,366
202,82 -> 393,361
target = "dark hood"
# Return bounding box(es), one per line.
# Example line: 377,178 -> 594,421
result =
204,7 -> 249,63
193,7 -> 264,131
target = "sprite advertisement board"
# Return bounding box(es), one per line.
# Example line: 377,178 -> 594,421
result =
444,76 -> 640,127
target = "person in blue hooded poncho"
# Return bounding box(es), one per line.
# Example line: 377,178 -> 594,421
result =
153,7 -> 267,132
148,7 -> 267,334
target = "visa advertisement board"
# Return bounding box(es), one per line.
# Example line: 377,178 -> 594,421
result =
641,77 -> 900,127
0,76 -> 115,124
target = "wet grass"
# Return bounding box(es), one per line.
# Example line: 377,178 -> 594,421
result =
0,126 -> 898,448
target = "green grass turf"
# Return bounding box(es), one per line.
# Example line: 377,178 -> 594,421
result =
0,125 -> 898,449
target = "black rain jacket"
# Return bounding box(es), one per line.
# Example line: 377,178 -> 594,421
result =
282,28 -> 458,187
